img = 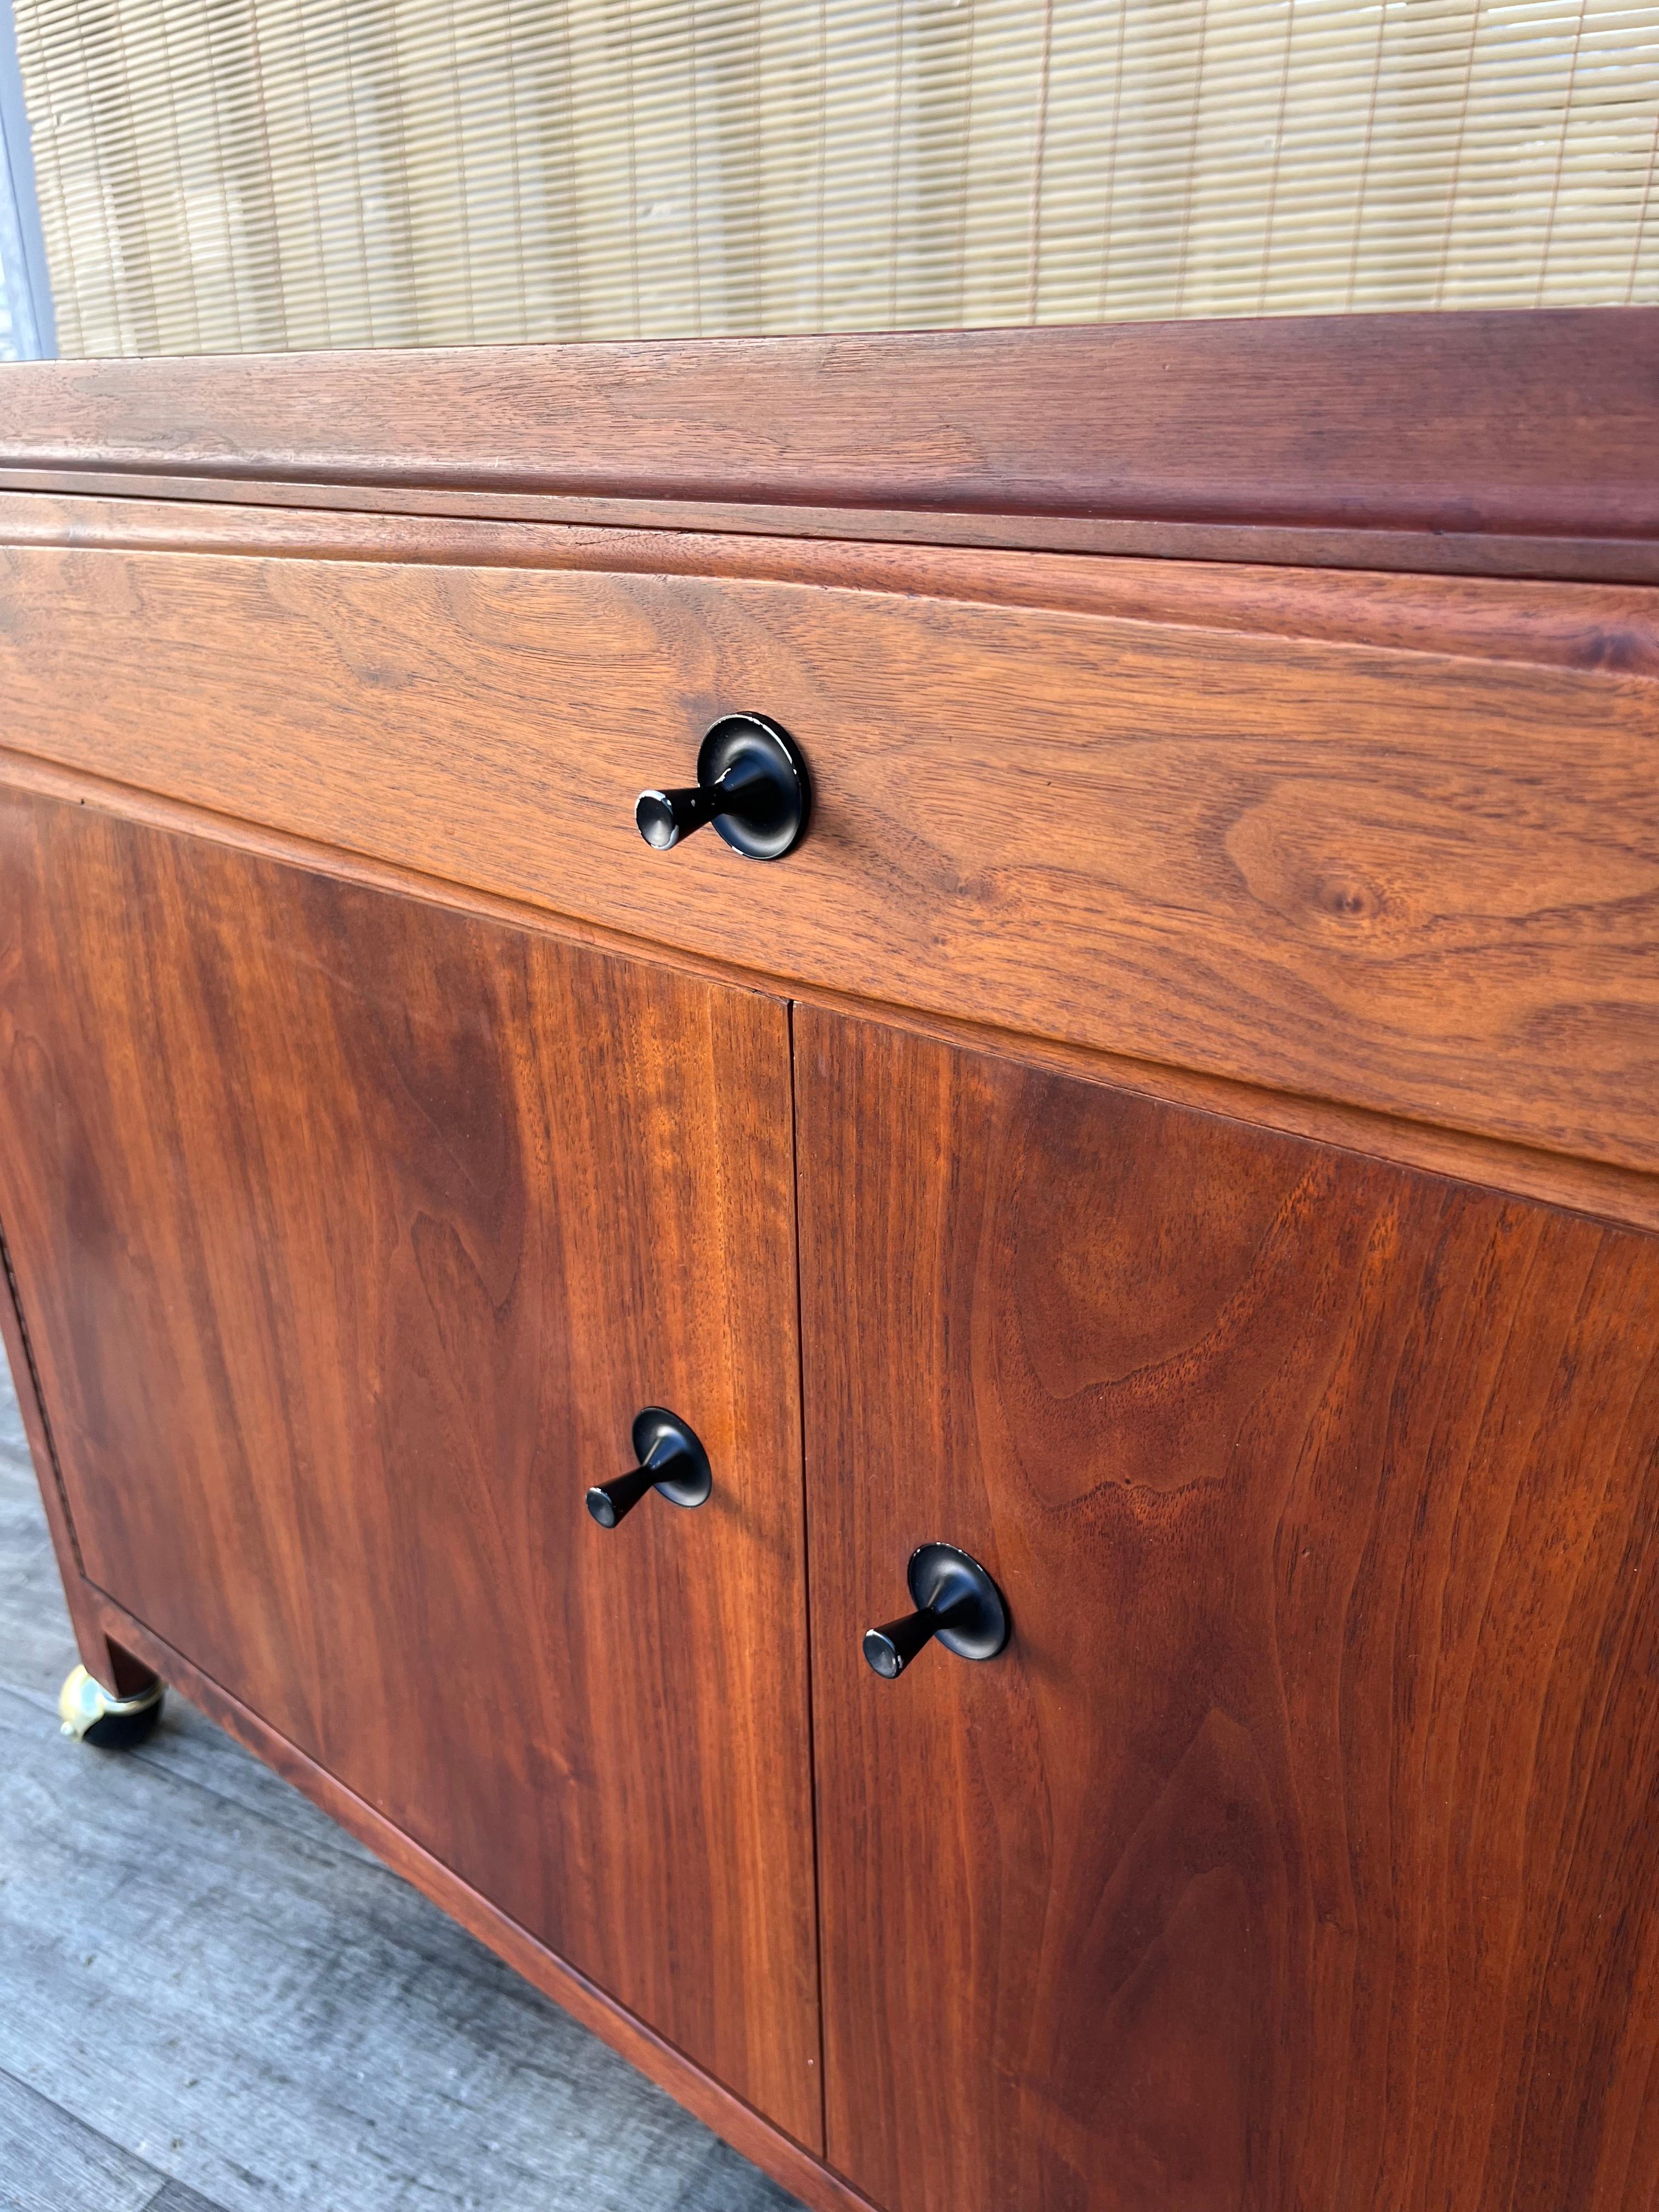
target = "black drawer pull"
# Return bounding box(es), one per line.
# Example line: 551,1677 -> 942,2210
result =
636,714 -> 810,861
586,1408 -> 712,1527
863,1544 -> 1009,1677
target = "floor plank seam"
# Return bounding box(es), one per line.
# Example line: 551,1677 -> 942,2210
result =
0,1678 -> 393,1872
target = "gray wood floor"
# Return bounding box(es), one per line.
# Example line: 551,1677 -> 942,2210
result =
0,1356 -> 805,2212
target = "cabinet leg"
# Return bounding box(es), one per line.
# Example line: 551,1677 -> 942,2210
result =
59,1639 -> 165,1750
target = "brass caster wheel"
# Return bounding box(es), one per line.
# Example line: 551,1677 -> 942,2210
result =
58,1663 -> 164,1750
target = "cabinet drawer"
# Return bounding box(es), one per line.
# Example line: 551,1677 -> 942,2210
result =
2,531 -> 1654,1169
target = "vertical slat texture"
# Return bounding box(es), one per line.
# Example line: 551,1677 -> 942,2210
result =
11,0 -> 1658,357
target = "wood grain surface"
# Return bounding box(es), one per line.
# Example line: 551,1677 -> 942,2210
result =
1,539 -> 1654,1171
0,2070 -> 179,2212
0,786 -> 822,2148
75,1591 -> 875,2212
3,743 -> 1656,1245
0,1223 -> 157,1701
6,469 -> 1657,582
0,1385 -> 815,2212
5,490 -> 1659,670
0,314 -> 1652,562
796,1008 -> 1659,2212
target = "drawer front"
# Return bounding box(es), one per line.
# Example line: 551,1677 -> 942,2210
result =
1,538 -> 1655,1169
796,1007 -> 1659,2212
0,786 -> 822,2147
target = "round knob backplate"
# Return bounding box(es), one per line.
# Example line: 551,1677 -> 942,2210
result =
630,1406 -> 712,1506
585,1407 -> 713,1528
635,713 -> 810,861
906,1543 -> 1009,1659
862,1543 -> 1010,1677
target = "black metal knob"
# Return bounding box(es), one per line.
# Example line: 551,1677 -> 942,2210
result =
862,1544 -> 1009,1678
636,714 -> 810,861
586,1408 -> 712,1528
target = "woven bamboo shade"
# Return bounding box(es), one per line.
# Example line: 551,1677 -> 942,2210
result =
14,0 -> 1659,358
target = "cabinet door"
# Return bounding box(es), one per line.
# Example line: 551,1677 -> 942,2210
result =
0,786 -> 821,2147
797,1008 -> 1659,2212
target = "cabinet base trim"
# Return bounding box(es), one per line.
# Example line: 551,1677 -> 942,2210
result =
84,1583 -> 876,2212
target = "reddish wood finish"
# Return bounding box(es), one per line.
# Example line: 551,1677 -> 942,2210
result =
0,1231 -> 155,1699
0,786 -> 821,2147
1,538 -> 1654,1172
4,744 -> 1657,1243
5,489 -> 1659,670
3,470 -> 1657,583
0,314 -> 1653,572
80,1593 -> 876,2212
797,1008 -> 1659,2212
3,317 -> 1657,2212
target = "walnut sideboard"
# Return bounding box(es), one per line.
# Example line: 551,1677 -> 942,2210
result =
1,314 -> 1657,2212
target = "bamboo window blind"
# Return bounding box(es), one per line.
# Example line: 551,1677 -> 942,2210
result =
14,0 -> 1659,358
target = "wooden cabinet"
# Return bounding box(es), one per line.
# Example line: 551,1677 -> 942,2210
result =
2,536 -> 1655,1171
0,323 -> 1656,2212
795,1010 -> 1659,2212
0,787 -> 821,2148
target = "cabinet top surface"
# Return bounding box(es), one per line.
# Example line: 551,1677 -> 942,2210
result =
1,311 -> 1655,575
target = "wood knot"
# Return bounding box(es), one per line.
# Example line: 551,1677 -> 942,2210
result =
1316,876 -> 1381,922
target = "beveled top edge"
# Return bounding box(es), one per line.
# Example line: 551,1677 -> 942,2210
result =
0,311 -> 1653,544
